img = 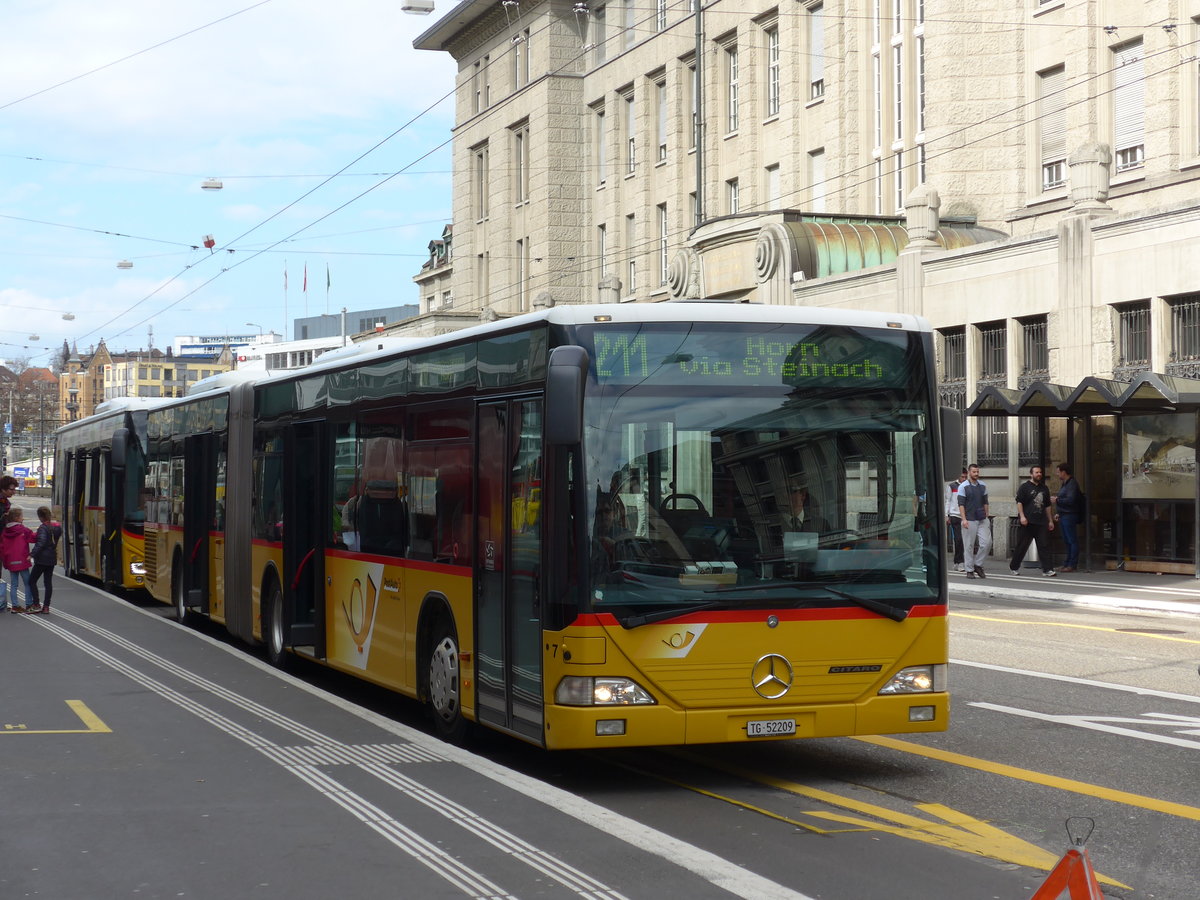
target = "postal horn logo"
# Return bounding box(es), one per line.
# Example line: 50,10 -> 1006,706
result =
751,653 -> 794,699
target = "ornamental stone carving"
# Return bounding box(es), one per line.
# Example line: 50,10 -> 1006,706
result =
667,248 -> 702,299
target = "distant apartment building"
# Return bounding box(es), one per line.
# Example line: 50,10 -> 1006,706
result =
104,350 -> 234,400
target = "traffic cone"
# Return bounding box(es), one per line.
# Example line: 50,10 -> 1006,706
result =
1029,846 -> 1105,899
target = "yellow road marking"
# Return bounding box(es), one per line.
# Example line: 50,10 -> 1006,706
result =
857,734 -> 1200,823
1,700 -> 111,734
951,611 -> 1200,645
667,751 -> 1131,889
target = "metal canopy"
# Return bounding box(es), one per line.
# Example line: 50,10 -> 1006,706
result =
967,372 -> 1200,418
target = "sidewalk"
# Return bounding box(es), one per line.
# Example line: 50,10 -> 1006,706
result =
950,563 -> 1200,618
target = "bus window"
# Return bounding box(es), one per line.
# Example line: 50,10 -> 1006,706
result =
358,423 -> 406,557
330,422 -> 358,549
253,432 -> 285,541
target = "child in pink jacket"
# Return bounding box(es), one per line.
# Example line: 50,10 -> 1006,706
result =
1,507 -> 36,612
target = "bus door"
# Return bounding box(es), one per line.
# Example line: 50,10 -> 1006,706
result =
66,452 -> 87,576
182,433 -> 216,615
475,398 -> 545,742
282,421 -> 327,659
101,448 -> 121,589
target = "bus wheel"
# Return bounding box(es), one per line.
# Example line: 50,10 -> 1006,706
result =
428,619 -> 468,742
171,558 -> 189,624
264,582 -> 288,669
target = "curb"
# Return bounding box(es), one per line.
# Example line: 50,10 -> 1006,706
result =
951,581 -> 1200,618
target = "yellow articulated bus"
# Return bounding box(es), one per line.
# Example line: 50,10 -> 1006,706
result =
63,303 -> 960,749
54,398 -> 159,592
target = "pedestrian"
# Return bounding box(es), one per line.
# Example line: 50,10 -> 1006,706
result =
1053,462 -> 1083,572
944,467 -> 968,572
28,506 -> 61,614
1008,465 -> 1057,577
0,475 -> 16,519
957,463 -> 991,578
1,506 -> 36,612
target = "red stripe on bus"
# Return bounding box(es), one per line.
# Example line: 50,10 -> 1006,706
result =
571,604 -> 946,627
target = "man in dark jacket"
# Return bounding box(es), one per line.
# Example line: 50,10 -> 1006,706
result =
1053,463 -> 1083,572
28,506 -> 61,614
1009,465 -> 1056,577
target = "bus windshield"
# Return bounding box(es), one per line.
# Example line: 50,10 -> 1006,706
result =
579,321 -> 941,626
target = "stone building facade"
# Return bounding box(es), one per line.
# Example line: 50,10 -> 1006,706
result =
414,0 -> 1200,570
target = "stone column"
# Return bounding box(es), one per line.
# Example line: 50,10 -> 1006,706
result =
897,186 -> 942,316
1067,143 -> 1113,214
597,275 -> 622,304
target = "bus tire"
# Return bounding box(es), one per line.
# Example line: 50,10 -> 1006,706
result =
427,616 -> 468,743
171,554 -> 190,624
264,581 -> 289,670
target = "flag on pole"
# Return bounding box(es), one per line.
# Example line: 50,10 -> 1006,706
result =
325,263 -> 331,314
283,265 -> 288,291
303,263 -> 308,294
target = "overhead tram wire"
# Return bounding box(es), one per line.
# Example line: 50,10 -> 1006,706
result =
70,4 -> 1192,339
0,0 -> 276,113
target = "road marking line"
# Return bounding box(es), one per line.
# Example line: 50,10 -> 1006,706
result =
951,611 -> 1200,644
1,700 -> 111,734
857,734 -> 1200,823
952,658 -> 1200,704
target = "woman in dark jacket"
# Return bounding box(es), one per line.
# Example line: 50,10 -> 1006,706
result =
28,506 -> 61,614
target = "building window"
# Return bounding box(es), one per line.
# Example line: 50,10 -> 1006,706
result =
726,178 -> 739,214
441,290 -> 453,309
476,251 -> 490,304
894,150 -> 905,212
473,143 -> 489,220
978,321 -> 1007,381
657,203 -> 668,285
765,26 -> 780,117
1039,66 -> 1067,190
893,43 -> 903,142
515,237 -> 529,311
1113,39 -> 1145,172
656,80 -> 667,161
809,149 -> 825,212
725,43 -> 739,132
1168,293 -> 1200,377
592,5 -> 607,66
765,163 -> 781,207
623,0 -> 635,51
976,322 -> 1008,466
624,91 -> 636,174
809,4 -> 825,100
1020,316 -> 1049,384
512,124 -> 529,204
656,0 -> 667,31
625,214 -> 637,295
512,29 -> 530,88
595,106 -> 607,186
472,55 -> 490,114
1115,300 -> 1151,379
597,223 -> 608,277
687,62 -> 698,149
917,35 -> 925,133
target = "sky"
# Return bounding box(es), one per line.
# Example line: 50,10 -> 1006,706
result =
0,0 -> 458,370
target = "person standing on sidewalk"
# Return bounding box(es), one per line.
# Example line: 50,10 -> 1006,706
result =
1009,465 -> 1056,577
27,506 -> 61,614
944,468 -> 968,573
1054,463 -> 1083,572
957,463 -> 991,578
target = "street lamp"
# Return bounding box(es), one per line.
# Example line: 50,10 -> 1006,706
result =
246,322 -> 262,337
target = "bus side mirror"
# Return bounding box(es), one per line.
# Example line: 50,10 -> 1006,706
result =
111,428 -> 129,472
546,346 -> 589,446
939,407 -> 962,477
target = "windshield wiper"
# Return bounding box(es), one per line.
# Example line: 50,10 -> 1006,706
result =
704,582 -> 908,622
621,600 -> 723,628
820,586 -> 908,622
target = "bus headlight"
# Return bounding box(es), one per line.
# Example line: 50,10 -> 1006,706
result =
130,560 -> 146,576
878,664 -> 946,695
555,676 -> 656,706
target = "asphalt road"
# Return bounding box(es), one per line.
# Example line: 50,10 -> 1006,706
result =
3,574 -> 1196,899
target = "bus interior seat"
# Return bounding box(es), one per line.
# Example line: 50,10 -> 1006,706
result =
358,481 -> 407,555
